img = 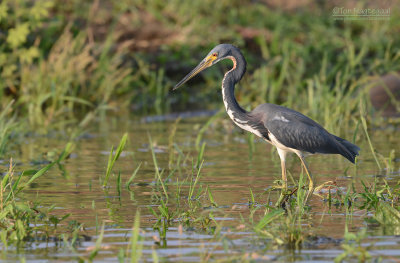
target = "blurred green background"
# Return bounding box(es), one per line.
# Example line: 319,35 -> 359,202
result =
0,0 -> 399,153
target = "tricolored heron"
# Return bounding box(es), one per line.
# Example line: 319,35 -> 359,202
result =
174,44 -> 360,195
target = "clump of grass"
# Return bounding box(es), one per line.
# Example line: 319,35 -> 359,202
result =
1,0 -> 135,132
335,227 -> 372,262
0,143 -> 74,246
251,172 -> 312,250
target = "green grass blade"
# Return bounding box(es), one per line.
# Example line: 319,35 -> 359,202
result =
360,115 -> 381,170
56,142 -> 74,163
126,163 -> 142,189
8,143 -> 73,201
5,172 -> 23,203
89,222 -> 105,261
207,186 -> 218,207
130,210 -> 142,263
148,134 -> 168,199
117,171 -> 122,197
1,170 -> 10,189
103,133 -> 128,187
255,209 -> 285,231
196,142 -> 206,168
189,160 -> 203,201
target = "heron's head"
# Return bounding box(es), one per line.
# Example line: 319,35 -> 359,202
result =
174,44 -> 235,90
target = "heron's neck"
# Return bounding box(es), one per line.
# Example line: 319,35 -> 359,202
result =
221,53 -> 248,124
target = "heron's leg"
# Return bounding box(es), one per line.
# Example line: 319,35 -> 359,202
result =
281,160 -> 287,188
297,154 -> 314,196
276,148 -> 288,189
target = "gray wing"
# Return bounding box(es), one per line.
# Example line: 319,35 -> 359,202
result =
250,104 -> 359,162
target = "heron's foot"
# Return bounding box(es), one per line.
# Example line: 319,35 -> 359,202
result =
308,183 -> 314,194
304,184 -> 315,203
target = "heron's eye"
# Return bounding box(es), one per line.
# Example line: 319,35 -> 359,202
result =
212,53 -> 218,57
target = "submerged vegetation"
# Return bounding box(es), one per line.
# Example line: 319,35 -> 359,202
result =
0,0 -> 399,261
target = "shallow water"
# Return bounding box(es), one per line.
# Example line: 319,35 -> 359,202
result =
1,114 -> 400,262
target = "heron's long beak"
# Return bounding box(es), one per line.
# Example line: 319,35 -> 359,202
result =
173,56 -> 214,90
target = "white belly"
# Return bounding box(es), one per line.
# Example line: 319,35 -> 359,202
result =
268,132 -> 310,158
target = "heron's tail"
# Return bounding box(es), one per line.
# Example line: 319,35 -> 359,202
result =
333,135 -> 360,164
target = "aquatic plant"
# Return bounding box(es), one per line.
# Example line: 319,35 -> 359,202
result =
0,143 -> 74,245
